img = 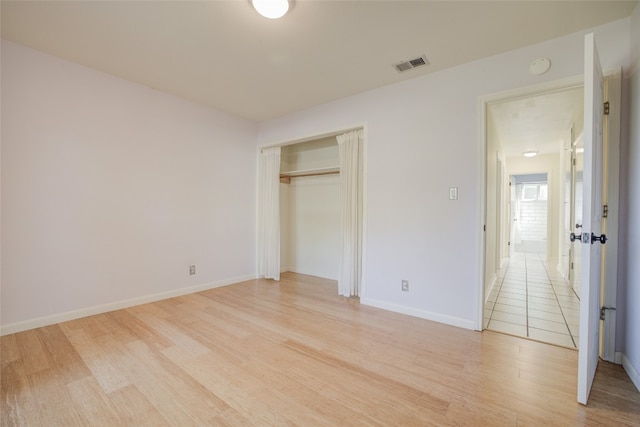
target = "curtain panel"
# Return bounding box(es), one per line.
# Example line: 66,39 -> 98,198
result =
337,129 -> 363,297
258,146 -> 281,280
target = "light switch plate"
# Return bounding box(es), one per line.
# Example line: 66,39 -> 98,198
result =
449,187 -> 458,200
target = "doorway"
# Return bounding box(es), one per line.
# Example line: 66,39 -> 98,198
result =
482,82 -> 585,348
480,70 -> 620,358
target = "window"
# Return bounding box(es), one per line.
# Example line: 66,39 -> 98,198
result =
521,183 -> 547,201
538,184 -> 548,201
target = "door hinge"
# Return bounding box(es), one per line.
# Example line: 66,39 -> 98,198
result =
604,101 -> 610,115
484,224 -> 486,232
600,306 -> 616,321
571,262 -> 574,270
572,158 -> 576,166
603,204 -> 609,218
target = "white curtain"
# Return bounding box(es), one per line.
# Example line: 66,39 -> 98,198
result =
258,146 -> 281,280
337,129 -> 363,297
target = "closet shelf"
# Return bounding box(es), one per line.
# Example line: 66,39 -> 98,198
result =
279,167 -> 340,183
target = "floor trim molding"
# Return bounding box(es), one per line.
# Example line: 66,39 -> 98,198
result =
0,274 -> 256,336
621,352 -> 640,393
361,297 -> 475,330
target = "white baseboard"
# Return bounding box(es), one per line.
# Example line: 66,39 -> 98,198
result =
621,353 -> 640,393
485,274 -> 497,304
360,297 -> 476,331
615,351 -> 623,365
0,274 -> 256,336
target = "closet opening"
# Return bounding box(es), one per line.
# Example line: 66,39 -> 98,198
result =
280,137 -> 341,281
258,127 -> 365,297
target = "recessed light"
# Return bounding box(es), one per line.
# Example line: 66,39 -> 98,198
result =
523,151 -> 538,158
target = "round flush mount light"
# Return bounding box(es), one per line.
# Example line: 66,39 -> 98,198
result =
523,151 -> 538,158
252,0 -> 290,19
529,58 -> 551,75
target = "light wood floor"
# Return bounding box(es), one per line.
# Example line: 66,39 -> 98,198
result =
2,273 -> 639,426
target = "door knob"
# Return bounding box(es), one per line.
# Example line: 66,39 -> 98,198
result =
570,232 -> 582,242
575,223 -> 582,229
591,233 -> 607,244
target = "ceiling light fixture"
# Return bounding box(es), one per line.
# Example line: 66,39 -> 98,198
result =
523,151 -> 538,158
252,0 -> 290,19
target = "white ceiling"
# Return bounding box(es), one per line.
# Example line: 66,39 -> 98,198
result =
488,86 -> 584,158
1,0 -> 636,122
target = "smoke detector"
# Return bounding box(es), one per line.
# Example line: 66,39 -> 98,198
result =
393,55 -> 430,73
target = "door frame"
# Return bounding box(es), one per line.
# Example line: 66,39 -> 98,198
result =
601,68 -> 621,363
478,75 -> 582,330
477,73 -> 621,361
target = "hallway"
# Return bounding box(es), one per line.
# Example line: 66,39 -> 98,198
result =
484,252 -> 580,348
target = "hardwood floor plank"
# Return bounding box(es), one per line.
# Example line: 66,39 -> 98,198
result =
27,368 -> 86,426
2,272 -> 639,426
132,312 -> 209,358
62,329 -> 133,394
14,330 -> 51,375
66,376 -> 121,426
105,309 -> 173,350
34,325 -> 92,384
108,385 -> 171,427
1,360 -> 42,426
161,349 -> 298,426
209,407 -> 254,426
125,340 -> 230,424
1,334 -> 21,365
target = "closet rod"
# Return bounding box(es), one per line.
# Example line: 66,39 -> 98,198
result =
281,170 -> 340,178
280,170 -> 340,184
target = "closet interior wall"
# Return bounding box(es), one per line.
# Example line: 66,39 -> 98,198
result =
280,137 -> 341,280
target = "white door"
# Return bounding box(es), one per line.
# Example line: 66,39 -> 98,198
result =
577,33 -> 606,405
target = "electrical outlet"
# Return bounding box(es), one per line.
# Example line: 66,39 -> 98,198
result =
189,265 -> 196,275
401,280 -> 409,292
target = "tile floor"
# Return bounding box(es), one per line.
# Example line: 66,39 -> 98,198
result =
484,252 -> 580,348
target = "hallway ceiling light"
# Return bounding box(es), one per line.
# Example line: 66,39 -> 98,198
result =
252,0 -> 290,19
523,151 -> 538,158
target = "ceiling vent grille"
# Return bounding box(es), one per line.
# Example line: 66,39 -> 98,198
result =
393,55 -> 430,73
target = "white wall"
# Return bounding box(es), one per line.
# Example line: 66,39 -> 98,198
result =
286,175 -> 340,280
0,40 -> 258,333
257,19 -> 631,330
620,2 -> 640,391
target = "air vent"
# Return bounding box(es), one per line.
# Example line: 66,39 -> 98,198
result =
393,55 -> 430,73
